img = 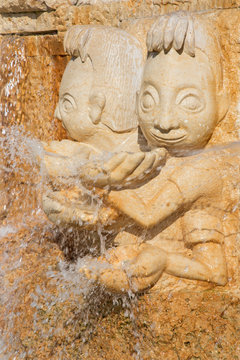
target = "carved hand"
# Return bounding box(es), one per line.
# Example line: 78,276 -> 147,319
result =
42,188 -> 98,226
42,187 -> 118,228
42,140 -> 98,185
80,243 -> 167,293
84,147 -> 168,188
42,141 -> 167,189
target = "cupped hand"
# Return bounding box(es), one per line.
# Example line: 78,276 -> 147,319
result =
80,243 -> 168,293
42,188 -> 98,227
42,187 -> 118,228
84,147 -> 168,188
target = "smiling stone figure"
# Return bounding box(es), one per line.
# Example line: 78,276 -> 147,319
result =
138,14 -> 228,154
89,13 -> 240,293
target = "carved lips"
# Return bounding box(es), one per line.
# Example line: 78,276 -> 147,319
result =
150,128 -> 187,144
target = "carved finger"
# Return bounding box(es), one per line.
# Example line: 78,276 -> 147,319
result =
64,26 -> 79,56
173,17 -> 189,52
126,148 -> 167,184
104,152 -> 128,173
84,153 -> 129,187
164,14 -> 179,52
184,16 -> 195,57
83,163 -> 109,186
109,152 -> 145,184
125,152 -> 156,183
130,271 -> 163,292
150,16 -> 168,52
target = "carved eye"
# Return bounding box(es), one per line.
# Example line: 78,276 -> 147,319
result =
140,86 -> 159,112
179,95 -> 203,112
141,93 -> 154,110
60,94 -> 76,113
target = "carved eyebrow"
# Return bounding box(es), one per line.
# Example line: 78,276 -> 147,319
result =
173,85 -> 204,95
61,92 -> 75,98
176,88 -> 203,102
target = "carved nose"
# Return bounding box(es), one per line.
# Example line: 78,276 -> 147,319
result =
154,117 -> 178,132
54,104 -> 61,120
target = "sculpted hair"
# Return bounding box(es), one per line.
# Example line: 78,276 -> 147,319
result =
146,12 -> 223,91
64,25 -> 144,132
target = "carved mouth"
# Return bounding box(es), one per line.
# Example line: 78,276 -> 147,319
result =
150,129 -> 186,144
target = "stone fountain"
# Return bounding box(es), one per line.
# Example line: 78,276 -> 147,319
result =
1,1 -> 240,359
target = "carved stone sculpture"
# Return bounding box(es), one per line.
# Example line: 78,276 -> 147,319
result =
42,25 -> 167,225
42,13 -> 239,294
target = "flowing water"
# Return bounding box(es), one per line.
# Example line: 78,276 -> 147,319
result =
0,122 -> 145,359
0,37 -> 140,359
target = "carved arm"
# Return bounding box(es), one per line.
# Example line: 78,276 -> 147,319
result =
108,157 -> 222,228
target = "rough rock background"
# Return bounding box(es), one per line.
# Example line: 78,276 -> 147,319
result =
1,1 -> 240,359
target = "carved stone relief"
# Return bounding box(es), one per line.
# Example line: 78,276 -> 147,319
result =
41,12 -> 240,295
2,2 -> 240,357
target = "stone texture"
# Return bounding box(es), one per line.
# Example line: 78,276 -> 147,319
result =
1,224 -> 240,359
0,0 -> 69,13
0,0 -> 48,13
1,0 -> 240,35
0,35 -> 67,140
0,11 -> 57,35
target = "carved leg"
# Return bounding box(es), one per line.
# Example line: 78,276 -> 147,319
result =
165,243 -> 227,285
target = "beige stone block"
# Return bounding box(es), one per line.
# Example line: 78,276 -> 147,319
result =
0,0 -> 48,13
153,0 -> 237,11
0,11 -> 56,35
0,0 -> 69,13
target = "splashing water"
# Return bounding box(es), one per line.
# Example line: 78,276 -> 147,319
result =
0,124 -> 143,359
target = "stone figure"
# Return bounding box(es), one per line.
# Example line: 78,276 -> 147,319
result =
42,13 -> 239,294
42,25 -> 167,225
93,13 -> 236,292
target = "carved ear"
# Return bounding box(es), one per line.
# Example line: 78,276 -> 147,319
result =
89,92 -> 106,125
217,90 -> 230,123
